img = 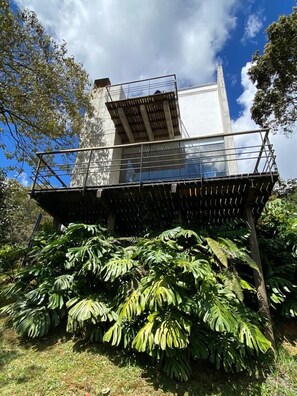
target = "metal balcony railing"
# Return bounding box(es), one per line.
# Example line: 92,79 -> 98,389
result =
106,74 -> 178,102
31,129 -> 278,195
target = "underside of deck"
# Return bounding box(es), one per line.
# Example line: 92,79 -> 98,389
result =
106,91 -> 181,143
31,173 -> 278,235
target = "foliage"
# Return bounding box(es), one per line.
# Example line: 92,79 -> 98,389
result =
0,223 -> 272,381
273,178 -> 297,199
0,170 -> 10,241
0,0 -> 92,166
0,244 -> 24,280
248,6 -> 297,134
257,198 -> 297,318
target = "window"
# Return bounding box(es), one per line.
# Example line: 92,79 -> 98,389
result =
120,138 -> 226,183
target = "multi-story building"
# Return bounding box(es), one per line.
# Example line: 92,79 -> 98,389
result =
31,66 -> 278,235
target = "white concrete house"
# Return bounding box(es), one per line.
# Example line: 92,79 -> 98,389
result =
31,66 -> 278,233
71,66 -> 237,188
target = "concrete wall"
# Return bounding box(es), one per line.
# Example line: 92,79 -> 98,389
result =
178,83 -> 224,137
71,82 -> 122,187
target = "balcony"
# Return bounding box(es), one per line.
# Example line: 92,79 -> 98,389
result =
30,129 -> 279,234
105,75 -> 181,143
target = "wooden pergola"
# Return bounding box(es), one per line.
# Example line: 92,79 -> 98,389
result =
105,75 -> 181,143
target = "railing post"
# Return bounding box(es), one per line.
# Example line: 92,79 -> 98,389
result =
31,155 -> 42,197
179,141 -> 182,179
139,144 -> 144,183
106,86 -> 113,102
83,149 -> 93,194
254,129 -> 269,173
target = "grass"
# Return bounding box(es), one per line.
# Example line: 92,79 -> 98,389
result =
0,316 -> 296,396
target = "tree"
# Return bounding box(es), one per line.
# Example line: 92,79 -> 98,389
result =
257,191 -> 297,319
0,0 -> 93,166
2,178 -> 52,245
0,170 -> 10,241
248,6 -> 297,135
0,172 -> 52,246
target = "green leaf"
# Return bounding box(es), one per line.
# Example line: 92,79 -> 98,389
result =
163,350 -> 192,381
103,256 -> 136,282
119,289 -> 145,321
206,237 -> 228,267
67,297 -> 114,324
48,293 -> 64,309
53,274 -> 74,291
238,322 -> 271,353
103,322 -> 123,346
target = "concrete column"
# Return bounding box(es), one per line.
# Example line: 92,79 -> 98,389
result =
217,65 -> 238,175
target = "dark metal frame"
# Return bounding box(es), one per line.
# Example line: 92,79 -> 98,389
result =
31,129 -> 278,195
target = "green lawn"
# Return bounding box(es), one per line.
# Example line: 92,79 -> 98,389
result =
0,316 -> 296,396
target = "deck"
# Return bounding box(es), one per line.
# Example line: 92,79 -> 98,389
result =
30,129 -> 279,235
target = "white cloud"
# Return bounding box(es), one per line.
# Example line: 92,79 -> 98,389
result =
242,13 -> 263,43
16,171 -> 29,187
15,0 -> 237,85
232,62 -> 297,180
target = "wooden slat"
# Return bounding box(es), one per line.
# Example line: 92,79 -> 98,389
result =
163,101 -> 175,139
118,108 -> 135,143
32,174 -> 277,234
140,104 -> 154,141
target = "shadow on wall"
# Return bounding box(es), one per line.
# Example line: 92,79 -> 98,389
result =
70,115 -> 110,187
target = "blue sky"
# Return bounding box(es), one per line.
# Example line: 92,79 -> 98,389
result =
219,0 -> 296,120
2,0 -> 297,182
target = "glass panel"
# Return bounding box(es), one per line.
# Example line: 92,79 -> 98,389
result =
120,138 -> 226,183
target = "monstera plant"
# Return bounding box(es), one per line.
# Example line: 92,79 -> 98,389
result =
1,223 -> 272,381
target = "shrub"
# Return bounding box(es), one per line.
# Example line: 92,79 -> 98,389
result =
257,198 -> 297,318
1,223 -> 272,381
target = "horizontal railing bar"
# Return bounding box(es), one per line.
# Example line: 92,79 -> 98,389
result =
36,129 -> 268,155
57,156 -> 265,177
38,149 -> 269,172
40,145 -> 264,168
109,81 -> 175,92
106,74 -> 176,89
